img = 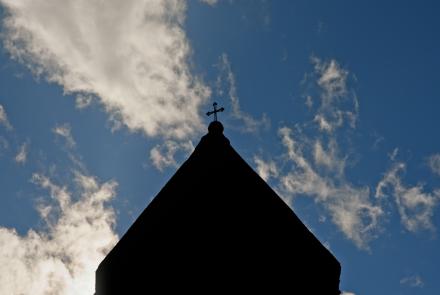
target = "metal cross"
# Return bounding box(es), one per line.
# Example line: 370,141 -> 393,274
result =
206,102 -> 224,122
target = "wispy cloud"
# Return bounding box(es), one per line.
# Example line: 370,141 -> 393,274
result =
313,56 -> 348,101
0,0 -> 209,139
389,147 -> 399,161
75,94 -> 93,110
0,104 -> 12,130
1,123 -> 118,295
0,171 -> 118,295
313,138 -> 345,176
305,95 -> 313,109
150,140 -> 194,171
15,141 -> 29,164
254,155 -> 279,182
400,274 -> 424,288
376,162 -> 440,232
428,154 -> 440,177
216,53 -> 270,133
306,56 -> 358,133
277,127 -> 382,249
199,0 -> 218,6
53,123 -> 76,148
253,57 -> 384,249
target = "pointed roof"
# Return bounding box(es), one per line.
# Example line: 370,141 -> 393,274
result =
95,122 -> 341,294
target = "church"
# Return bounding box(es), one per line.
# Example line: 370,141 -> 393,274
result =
95,104 -> 341,294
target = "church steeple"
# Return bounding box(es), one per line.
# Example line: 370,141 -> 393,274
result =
95,114 -> 341,295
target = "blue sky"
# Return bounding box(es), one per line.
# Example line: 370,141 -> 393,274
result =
0,1 -> 439,294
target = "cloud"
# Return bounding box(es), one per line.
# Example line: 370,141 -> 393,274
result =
278,127 -> 383,249
150,139 -> 194,171
0,171 -> 118,295
75,94 -> 93,109
199,0 -> 218,6
388,147 -> 399,161
0,104 -> 12,130
53,123 -> 76,148
216,53 -> 269,133
376,162 -> 440,232
341,292 -> 356,295
0,0 -> 210,139
428,154 -> 440,177
305,95 -> 313,109
400,274 -> 424,288
15,141 -> 29,164
313,138 -> 345,176
312,56 -> 348,101
307,57 -> 358,133
254,155 -> 279,182
252,57 -> 385,249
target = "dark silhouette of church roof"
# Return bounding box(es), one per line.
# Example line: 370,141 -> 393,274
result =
95,121 -> 341,294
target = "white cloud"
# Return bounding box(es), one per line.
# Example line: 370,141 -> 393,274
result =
312,56 -> 348,101
376,162 -> 440,232
389,147 -> 399,161
0,0 -> 210,139
313,113 -> 335,133
254,155 -> 279,182
428,154 -> 440,177
75,94 -> 93,109
308,57 -> 358,133
305,95 -> 313,108
53,123 -> 76,148
199,0 -> 218,6
341,292 -> 356,295
0,171 -> 118,295
216,53 -> 269,133
0,104 -> 12,130
313,139 -> 345,176
400,274 -> 424,288
15,141 -> 29,164
278,127 -> 383,249
252,57 -> 382,249
150,139 -> 194,171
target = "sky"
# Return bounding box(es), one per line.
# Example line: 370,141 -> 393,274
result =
0,0 -> 439,294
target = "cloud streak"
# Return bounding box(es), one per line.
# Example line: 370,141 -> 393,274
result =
308,57 -> 358,133
277,127 -> 383,249
254,155 -> 279,182
253,57 -> 383,249
216,53 -> 269,133
0,0 -> 209,139
150,139 -> 194,171
199,0 -> 218,6
259,56 -> 440,249
14,141 -> 29,164
53,123 -> 76,148
0,104 -> 12,130
400,274 -> 424,288
428,154 -> 440,177
376,162 -> 440,232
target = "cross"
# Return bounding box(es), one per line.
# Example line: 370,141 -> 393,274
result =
206,102 -> 224,122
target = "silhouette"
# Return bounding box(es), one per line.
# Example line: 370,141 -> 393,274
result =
95,105 -> 341,294
206,102 -> 224,121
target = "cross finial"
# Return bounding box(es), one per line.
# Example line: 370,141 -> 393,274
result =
206,102 -> 224,122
